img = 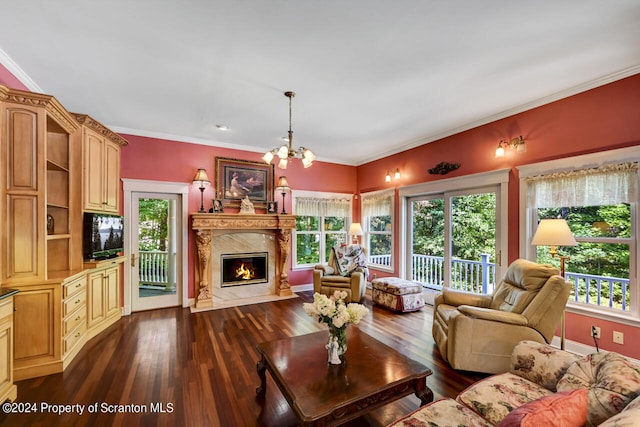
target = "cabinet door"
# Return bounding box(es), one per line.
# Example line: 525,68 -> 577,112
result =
105,266 -> 120,317
87,272 -> 106,328
83,130 -> 105,212
0,299 -> 13,393
103,140 -> 120,212
13,288 -> 57,361
2,106 -> 45,282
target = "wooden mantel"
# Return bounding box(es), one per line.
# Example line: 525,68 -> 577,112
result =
191,213 -> 296,309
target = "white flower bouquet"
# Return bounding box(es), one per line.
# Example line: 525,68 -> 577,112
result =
302,290 -> 369,329
303,291 -> 369,359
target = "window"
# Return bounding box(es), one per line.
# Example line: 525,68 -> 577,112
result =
362,190 -> 394,270
519,147 -> 640,321
292,191 -> 352,268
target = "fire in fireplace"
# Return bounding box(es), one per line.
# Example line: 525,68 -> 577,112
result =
221,252 -> 268,287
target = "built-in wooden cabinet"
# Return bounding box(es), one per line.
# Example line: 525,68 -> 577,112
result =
12,284 -> 61,380
0,86 -> 82,284
0,86 -> 127,381
85,259 -> 122,341
74,114 -> 128,213
62,274 -> 87,361
0,293 -> 18,403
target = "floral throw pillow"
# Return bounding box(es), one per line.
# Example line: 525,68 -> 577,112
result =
557,351 -> 640,426
510,340 -> 579,392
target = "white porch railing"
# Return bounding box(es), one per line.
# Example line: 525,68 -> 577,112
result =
139,250 -> 173,290
368,253 -> 630,311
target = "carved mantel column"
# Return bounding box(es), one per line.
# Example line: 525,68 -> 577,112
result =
194,229 -> 214,309
191,214 -> 296,308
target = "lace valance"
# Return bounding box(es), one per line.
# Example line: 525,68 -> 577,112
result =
526,163 -> 638,208
362,190 -> 394,217
295,196 -> 351,217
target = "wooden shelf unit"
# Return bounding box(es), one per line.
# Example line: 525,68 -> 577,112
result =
0,85 -> 127,381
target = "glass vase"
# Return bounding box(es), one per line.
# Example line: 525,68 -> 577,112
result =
328,325 -> 348,356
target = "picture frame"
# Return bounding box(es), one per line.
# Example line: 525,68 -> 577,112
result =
209,199 -> 224,213
216,157 -> 274,208
266,201 -> 278,214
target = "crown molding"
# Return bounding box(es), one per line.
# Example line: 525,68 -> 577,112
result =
0,47 -> 42,92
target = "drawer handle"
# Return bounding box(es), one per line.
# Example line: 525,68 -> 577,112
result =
75,299 -> 81,304
75,316 -> 81,321
76,283 -> 82,288
75,332 -> 81,338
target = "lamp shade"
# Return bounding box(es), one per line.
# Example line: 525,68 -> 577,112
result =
275,176 -> 290,191
531,219 -> 577,247
192,168 -> 210,185
348,222 -> 363,236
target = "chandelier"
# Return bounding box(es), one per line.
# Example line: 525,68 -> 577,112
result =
262,91 -> 315,169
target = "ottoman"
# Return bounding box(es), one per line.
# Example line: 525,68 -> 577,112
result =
372,277 -> 425,312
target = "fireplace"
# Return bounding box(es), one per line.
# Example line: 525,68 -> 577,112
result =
221,252 -> 268,287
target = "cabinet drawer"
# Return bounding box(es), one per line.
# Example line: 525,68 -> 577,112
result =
63,277 -> 87,299
63,292 -> 86,317
64,323 -> 86,354
63,307 -> 86,336
0,299 -> 12,320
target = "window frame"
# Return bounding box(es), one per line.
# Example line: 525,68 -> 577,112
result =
517,146 -> 640,325
291,190 -> 353,269
361,189 -> 395,272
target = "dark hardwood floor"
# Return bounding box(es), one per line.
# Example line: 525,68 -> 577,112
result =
0,291 -> 486,427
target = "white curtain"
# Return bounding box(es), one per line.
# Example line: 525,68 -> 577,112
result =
362,190 -> 393,217
527,163 -> 639,208
295,196 -> 351,217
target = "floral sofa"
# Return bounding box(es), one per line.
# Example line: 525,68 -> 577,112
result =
389,340 -> 640,427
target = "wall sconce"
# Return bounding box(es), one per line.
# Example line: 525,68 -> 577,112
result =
495,135 -> 526,158
385,168 -> 401,182
192,168 -> 210,213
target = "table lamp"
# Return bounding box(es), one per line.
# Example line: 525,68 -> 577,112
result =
192,168 -> 210,213
531,218 -> 577,349
348,223 -> 363,245
275,176 -> 291,214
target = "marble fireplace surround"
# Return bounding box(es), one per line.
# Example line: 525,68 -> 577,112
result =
191,214 -> 296,310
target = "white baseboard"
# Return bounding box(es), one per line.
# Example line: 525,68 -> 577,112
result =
291,283 -> 313,292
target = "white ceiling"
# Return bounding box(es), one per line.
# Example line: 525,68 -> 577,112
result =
1,1 -> 639,166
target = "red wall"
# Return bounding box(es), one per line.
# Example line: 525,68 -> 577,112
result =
119,135 -> 357,294
0,63 -> 29,90
358,73 -> 640,358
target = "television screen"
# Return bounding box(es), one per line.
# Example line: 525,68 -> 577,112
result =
83,213 -> 124,260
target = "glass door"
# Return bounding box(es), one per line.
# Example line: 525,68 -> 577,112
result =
131,192 -> 181,311
409,186 -> 499,294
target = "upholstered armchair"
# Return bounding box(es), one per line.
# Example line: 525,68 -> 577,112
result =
432,259 -> 571,374
313,244 -> 368,303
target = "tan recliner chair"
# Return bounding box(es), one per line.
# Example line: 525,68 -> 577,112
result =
432,259 -> 571,374
313,245 -> 367,303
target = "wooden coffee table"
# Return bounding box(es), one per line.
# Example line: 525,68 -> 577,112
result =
256,327 -> 433,426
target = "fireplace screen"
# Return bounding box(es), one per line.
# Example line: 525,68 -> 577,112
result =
221,252 -> 268,287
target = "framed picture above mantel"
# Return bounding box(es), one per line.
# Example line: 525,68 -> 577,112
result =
216,157 -> 274,208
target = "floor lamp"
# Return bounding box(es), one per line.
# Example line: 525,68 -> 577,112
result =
531,218 -> 578,350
